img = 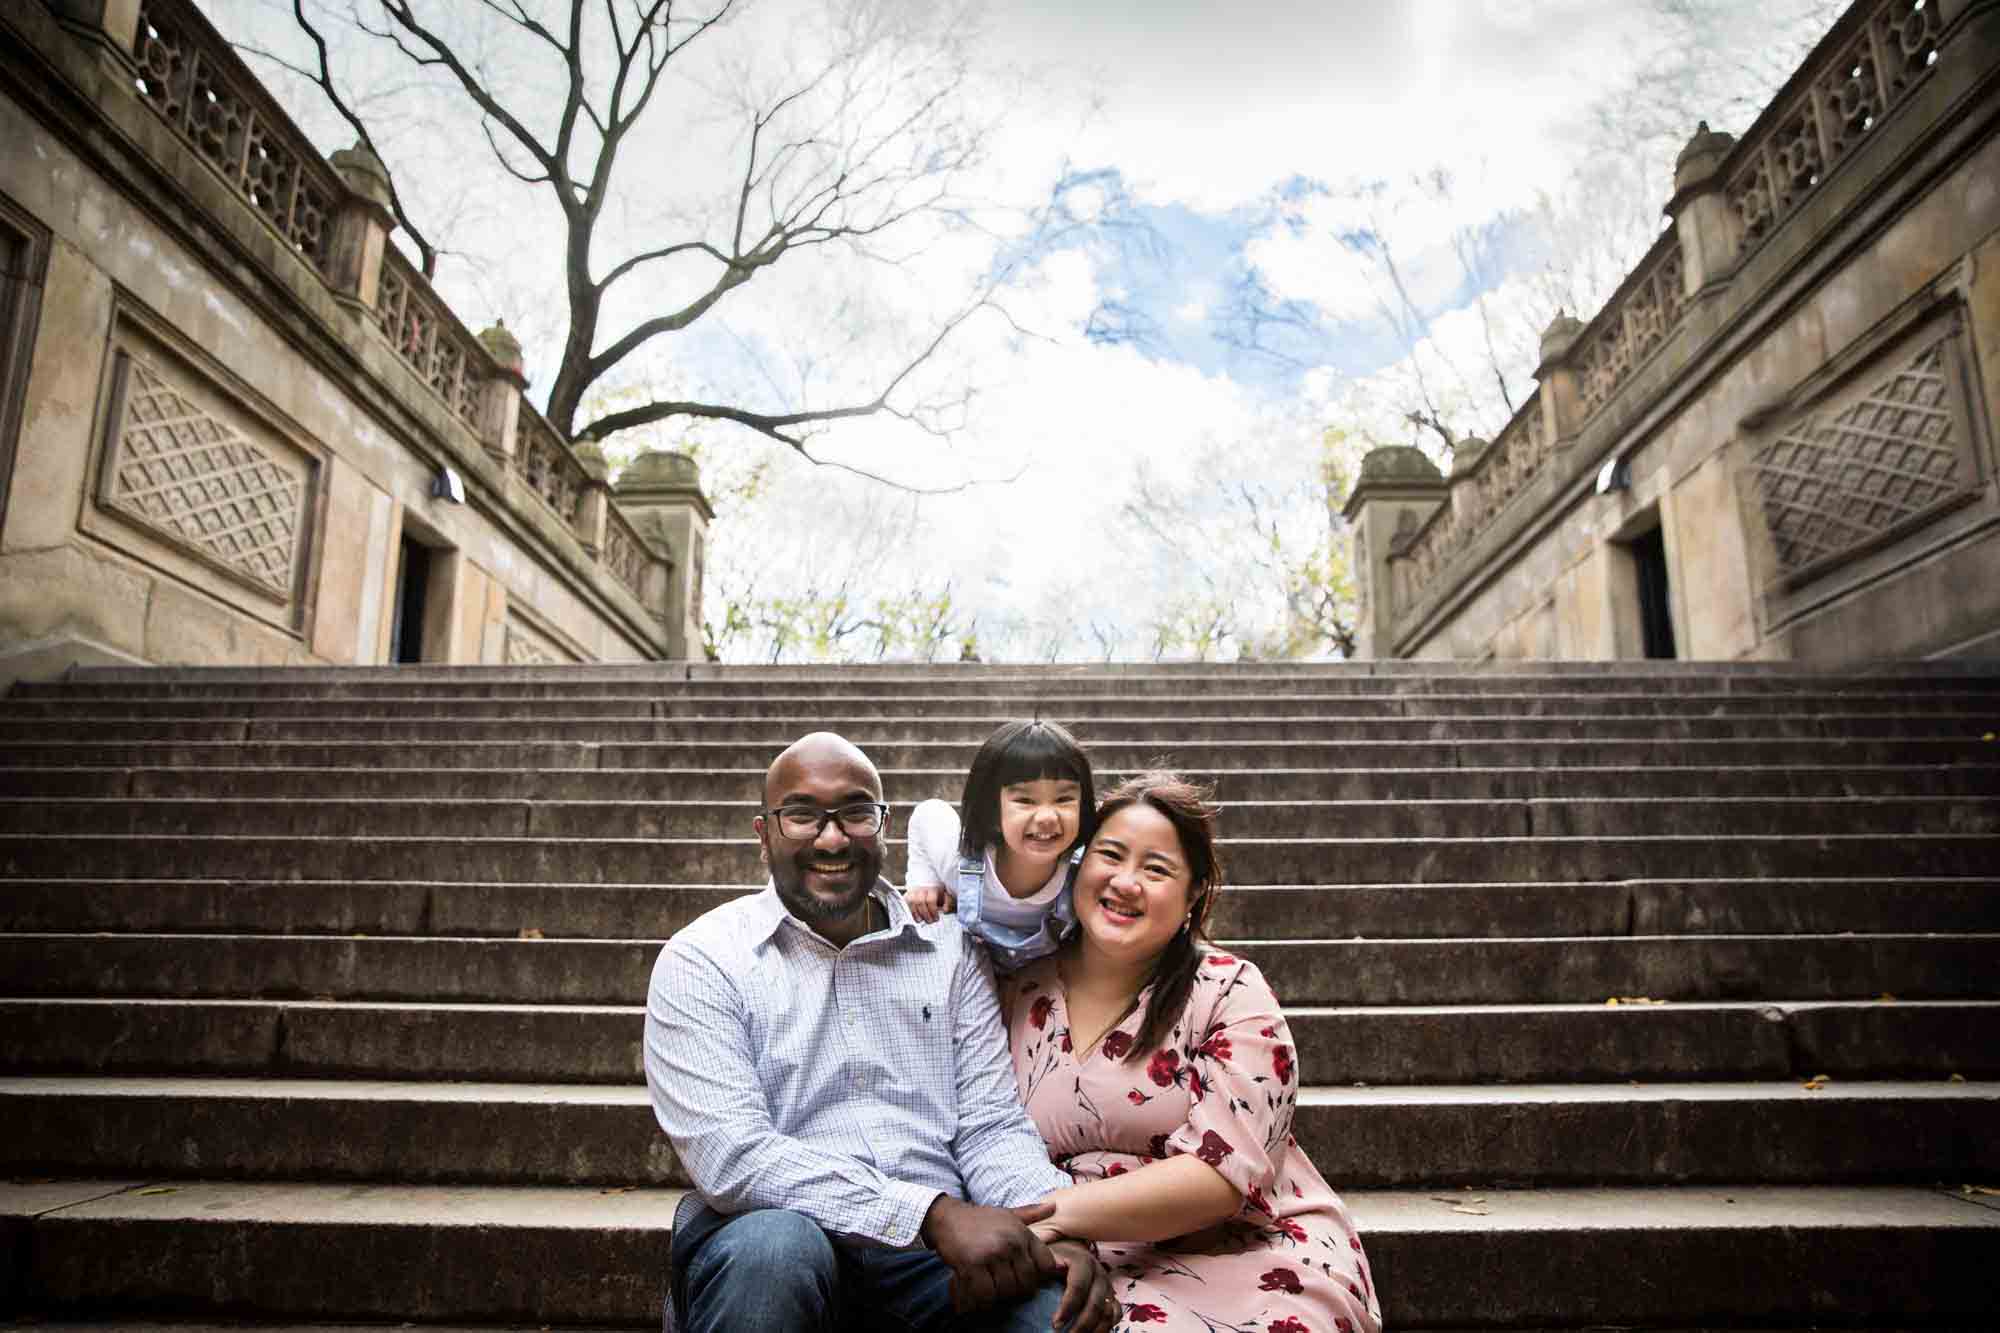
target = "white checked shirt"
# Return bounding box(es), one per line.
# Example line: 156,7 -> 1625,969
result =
644,879 -> 1068,1248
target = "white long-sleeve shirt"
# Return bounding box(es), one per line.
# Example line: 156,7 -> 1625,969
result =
643,879 -> 1067,1248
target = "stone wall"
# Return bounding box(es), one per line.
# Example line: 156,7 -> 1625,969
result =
0,0 -> 710,683
1347,0 -> 2000,664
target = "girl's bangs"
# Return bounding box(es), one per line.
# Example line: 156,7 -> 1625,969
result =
989,723 -> 1089,787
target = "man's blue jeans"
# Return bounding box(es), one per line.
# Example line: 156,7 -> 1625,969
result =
670,1198 -> 1069,1332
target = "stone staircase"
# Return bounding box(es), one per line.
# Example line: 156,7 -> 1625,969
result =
2,660 -> 1998,1327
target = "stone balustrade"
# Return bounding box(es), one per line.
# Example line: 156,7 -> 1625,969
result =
116,0 -> 694,650
1360,0 -> 1969,653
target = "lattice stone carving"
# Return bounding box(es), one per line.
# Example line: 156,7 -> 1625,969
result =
1746,333 -> 1971,583
106,354 -> 306,597
133,3 -> 334,273
504,621 -> 569,665
1725,0 -> 1941,255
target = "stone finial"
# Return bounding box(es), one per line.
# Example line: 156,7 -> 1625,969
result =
1449,437 -> 1490,479
1357,445 -> 1445,485
1671,120 -> 1738,201
330,143 -> 394,214
1539,310 -> 1586,367
618,449 -> 702,490
476,320 -> 526,385
572,439 -> 610,483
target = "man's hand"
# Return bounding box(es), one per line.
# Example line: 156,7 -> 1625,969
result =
903,884 -> 956,923
1047,1238 -> 1117,1333
919,1196 -> 1062,1313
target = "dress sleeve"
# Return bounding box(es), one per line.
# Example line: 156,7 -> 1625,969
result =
903,798 -> 961,888
1160,955 -> 1299,1201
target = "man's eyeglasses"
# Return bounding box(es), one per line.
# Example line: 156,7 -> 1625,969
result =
764,802 -> 891,840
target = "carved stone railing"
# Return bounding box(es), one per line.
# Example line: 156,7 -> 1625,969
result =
601,502 -> 650,607
1572,238 -> 1688,422
1724,0 -> 1944,259
373,251 -> 484,430
514,398 -> 590,532
1371,0 -> 1965,646
131,2 -> 337,275
103,0 -> 701,654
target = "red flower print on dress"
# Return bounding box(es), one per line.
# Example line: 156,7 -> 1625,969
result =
1205,953 -> 1238,966
1273,1217 -> 1307,1242
1197,1033 -> 1233,1062
1345,1281 -> 1362,1300
1272,1044 -> 1294,1085
1247,1184 -> 1271,1215
1100,1030 -> 1133,1060
1059,1032 -> 1072,1053
1194,1130 -> 1234,1167
1028,995 -> 1054,1030
1259,1024 -> 1277,1038
1258,1267 -> 1303,1295
1105,1162 -> 1127,1177
1336,1317 -> 1354,1333
1149,1133 -> 1173,1158
1268,1318 -> 1309,1333
1127,1090 -> 1148,1105
1186,1067 -> 1205,1101
1147,1049 -> 1180,1086
1127,1304 -> 1167,1323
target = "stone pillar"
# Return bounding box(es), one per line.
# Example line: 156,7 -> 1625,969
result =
49,0 -> 140,65
572,440 -> 611,557
614,450 -> 714,661
327,144 -> 394,310
1447,437 -> 1489,530
474,321 -> 526,465
1341,446 -> 1448,660
1535,311 -> 1587,448
1665,122 -> 1741,295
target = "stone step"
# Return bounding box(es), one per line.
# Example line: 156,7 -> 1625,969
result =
5,712 -> 1995,747
8,877 -> 1998,941
6,762 -> 1997,805
3,1077 -> 1993,1190
5,996 -> 1988,1084
12,794 -> 1991,840
6,829 -> 1993,884
11,690 -> 2000,720
5,1179 -> 1995,1324
1,931 -> 1990,1006
6,735 -> 1993,771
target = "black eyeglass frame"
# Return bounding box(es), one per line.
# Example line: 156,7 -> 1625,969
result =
761,801 -> 892,839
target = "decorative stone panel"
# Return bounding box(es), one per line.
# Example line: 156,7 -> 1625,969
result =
504,614 -> 575,665
86,325 -> 321,632
1744,319 -> 1981,590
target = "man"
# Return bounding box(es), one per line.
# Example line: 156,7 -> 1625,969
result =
645,732 -> 1117,1332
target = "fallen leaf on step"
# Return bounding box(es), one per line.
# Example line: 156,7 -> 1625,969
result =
1802,1074 -> 1830,1091
1960,1184 -> 2000,1197
519,927 -> 545,940
1450,1203 -> 1491,1216
1877,992 -> 1897,1003
135,1186 -> 177,1196
1605,996 -> 1665,1006
599,1185 -> 635,1194
1983,733 -> 1996,741
1948,1073 -> 1967,1083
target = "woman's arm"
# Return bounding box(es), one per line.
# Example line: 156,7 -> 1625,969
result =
1033,1154 -> 1242,1244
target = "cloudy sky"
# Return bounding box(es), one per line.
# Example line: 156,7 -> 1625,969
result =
211,0 -> 1832,660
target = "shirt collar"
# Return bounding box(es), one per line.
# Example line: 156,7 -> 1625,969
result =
750,877 -> 925,948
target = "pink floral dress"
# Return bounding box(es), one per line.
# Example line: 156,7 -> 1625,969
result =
1005,952 -> 1383,1333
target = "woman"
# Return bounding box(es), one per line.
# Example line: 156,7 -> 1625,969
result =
1003,774 -> 1382,1333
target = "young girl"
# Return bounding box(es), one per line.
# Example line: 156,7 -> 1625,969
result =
903,719 -> 1097,970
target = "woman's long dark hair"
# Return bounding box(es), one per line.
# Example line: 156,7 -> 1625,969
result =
1090,772 -> 1224,1062
958,720 -> 1097,861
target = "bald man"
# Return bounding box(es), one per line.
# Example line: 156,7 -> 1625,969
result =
645,733 -> 1116,1333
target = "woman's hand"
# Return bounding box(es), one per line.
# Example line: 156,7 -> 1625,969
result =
1046,1238 -> 1118,1333
903,883 -> 956,923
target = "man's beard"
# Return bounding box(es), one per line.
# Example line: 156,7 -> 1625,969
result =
771,848 -> 881,921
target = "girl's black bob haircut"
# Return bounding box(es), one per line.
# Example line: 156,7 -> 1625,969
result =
957,719 -> 1096,860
